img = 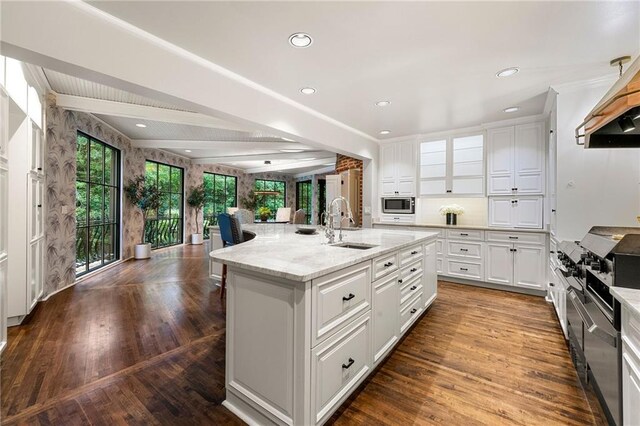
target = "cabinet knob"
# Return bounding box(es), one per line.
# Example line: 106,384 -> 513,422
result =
410,285 -> 417,291
37,167 -> 42,171
342,293 -> 355,301
446,190 -> 452,193
398,279 -> 403,283
410,251 -> 418,255
410,308 -> 417,314
552,209 -> 556,213
410,268 -> 417,273
549,283 -> 555,287
342,358 -> 355,369
37,204 -> 42,208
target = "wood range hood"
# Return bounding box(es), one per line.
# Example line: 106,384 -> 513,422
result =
576,56 -> 640,148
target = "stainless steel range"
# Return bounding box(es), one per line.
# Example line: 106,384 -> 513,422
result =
556,226 -> 640,426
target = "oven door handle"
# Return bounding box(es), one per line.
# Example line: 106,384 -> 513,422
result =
569,291 -> 617,348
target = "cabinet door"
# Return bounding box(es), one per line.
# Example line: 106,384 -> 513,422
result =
623,348 -> 640,426
28,239 -> 43,311
381,179 -> 397,197
513,244 -> 545,290
419,140 -> 448,196
373,274 -> 399,364
397,142 -> 416,180
452,134 -> 484,196
423,242 -> 437,306
30,122 -> 43,173
396,178 -> 415,196
485,243 -> 513,285
0,88 -> 8,159
514,122 -> 544,194
487,127 -> 515,195
0,161 -> 6,353
380,144 -> 396,182
488,197 -> 515,227
513,197 -> 543,229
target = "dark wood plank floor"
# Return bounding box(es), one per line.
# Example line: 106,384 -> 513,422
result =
2,243 -> 605,425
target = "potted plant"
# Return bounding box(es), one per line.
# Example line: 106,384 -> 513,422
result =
439,204 -> 465,225
124,175 -> 161,259
258,206 -> 271,222
187,184 -> 206,245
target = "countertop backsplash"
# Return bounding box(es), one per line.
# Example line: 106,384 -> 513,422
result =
415,197 -> 488,227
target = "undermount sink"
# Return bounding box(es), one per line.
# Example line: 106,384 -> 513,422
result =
330,242 -> 377,250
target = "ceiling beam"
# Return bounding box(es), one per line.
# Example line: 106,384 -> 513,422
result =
245,158 -> 335,174
55,93 -> 253,132
192,151 -> 333,164
293,166 -> 336,178
131,139 -> 311,151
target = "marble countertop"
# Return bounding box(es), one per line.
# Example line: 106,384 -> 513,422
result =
611,287 -> 640,317
373,221 -> 549,234
210,224 -> 438,282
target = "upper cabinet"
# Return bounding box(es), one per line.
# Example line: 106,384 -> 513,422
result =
419,134 -> 484,197
487,122 -> 545,195
380,141 -> 416,197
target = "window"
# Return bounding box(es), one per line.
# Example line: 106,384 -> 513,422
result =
296,180 -> 312,224
75,132 -> 120,276
144,160 -> 184,249
202,172 -> 237,239
254,179 -> 286,220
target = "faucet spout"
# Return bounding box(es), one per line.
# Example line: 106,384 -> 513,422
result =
327,196 -> 354,243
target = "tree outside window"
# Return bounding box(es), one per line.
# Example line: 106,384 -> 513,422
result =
254,179 -> 286,221
203,172 -> 237,239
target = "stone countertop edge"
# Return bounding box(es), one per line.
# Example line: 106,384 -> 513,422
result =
372,222 -> 549,234
210,232 -> 438,283
611,287 -> 640,317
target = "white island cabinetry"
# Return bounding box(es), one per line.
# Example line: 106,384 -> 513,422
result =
212,226 -> 437,425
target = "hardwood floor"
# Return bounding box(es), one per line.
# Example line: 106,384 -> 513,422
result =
2,243 -> 605,425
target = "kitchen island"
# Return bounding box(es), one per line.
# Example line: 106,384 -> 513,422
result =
210,225 -> 438,425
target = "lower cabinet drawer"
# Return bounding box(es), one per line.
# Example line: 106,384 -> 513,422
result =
400,276 -> 422,305
399,243 -> 423,266
373,252 -> 399,281
446,259 -> 483,280
311,312 -> 372,424
486,231 -> 545,245
400,258 -> 423,282
447,240 -> 483,259
436,257 -> 443,274
312,262 -> 372,345
400,293 -> 423,333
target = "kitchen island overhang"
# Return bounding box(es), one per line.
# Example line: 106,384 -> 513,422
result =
210,225 -> 438,425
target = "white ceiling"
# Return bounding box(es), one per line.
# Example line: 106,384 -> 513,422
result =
88,1 -> 640,139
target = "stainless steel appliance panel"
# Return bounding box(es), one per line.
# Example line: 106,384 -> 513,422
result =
382,197 -> 415,214
567,288 -> 585,353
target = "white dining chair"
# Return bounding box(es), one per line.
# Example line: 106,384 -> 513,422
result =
275,207 -> 292,223
227,207 -> 239,215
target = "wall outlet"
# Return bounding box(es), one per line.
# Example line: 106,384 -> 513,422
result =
364,206 -> 371,215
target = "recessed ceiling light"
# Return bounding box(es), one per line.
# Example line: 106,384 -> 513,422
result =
496,67 -> 519,78
280,149 -> 304,153
300,87 -> 316,95
379,130 -> 391,135
184,149 -> 192,153
375,101 -> 391,107
503,106 -> 519,113
289,32 -> 313,48
135,123 -> 147,128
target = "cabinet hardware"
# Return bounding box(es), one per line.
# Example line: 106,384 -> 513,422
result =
342,293 -> 355,301
410,285 -> 417,291
410,308 -> 417,314
552,209 -> 556,213
410,251 -> 418,255
398,279 -> 403,283
460,248 -> 468,252
460,267 -> 468,271
513,200 -> 518,204
37,167 -> 42,171
549,283 -> 555,287
508,236 -> 518,240
512,188 -> 516,191
460,233 -> 468,236
342,358 -> 355,369
446,190 -> 452,193
510,248 -> 518,252
383,262 -> 393,267
37,204 -> 42,208
410,268 -> 417,273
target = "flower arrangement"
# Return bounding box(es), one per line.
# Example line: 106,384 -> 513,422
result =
258,206 -> 272,221
439,204 -> 465,216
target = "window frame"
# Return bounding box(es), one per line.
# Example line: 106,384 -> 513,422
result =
202,172 -> 238,239
144,159 -> 185,249
254,179 -> 287,221
296,180 -> 312,224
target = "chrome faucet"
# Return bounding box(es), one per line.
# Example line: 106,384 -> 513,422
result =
326,196 -> 354,244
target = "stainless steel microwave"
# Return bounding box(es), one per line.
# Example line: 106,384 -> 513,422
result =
382,197 -> 415,214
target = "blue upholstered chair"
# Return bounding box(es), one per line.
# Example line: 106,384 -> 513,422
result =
217,213 -> 256,298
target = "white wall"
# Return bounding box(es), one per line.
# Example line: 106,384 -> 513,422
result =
415,197 -> 488,226
555,78 -> 640,242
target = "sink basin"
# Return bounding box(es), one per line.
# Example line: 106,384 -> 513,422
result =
331,242 -> 377,250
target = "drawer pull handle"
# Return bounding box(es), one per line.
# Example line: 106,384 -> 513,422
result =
410,308 -> 417,314
37,204 -> 42,208
342,358 -> 355,369
460,267 -> 468,271
410,285 -> 417,291
549,283 -> 555,287
410,268 -> 417,273
383,262 -> 393,267
342,293 -> 355,301
508,236 -> 519,240
460,233 -> 468,236
410,251 -> 418,255
398,279 -> 403,283
460,248 -> 468,252
37,167 -> 42,171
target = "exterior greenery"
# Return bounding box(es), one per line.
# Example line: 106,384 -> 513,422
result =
202,172 -> 237,239
296,180 -> 312,224
254,179 -> 286,221
123,175 -> 161,244
75,132 -> 120,276
257,206 -> 271,220
186,184 -> 206,234
144,160 -> 184,249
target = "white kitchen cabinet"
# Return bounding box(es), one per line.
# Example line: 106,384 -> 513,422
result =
379,214 -> 415,224
488,196 -> 543,229
423,241 -> 437,307
485,243 -> 513,285
487,122 -> 545,196
0,86 -> 8,353
420,134 -> 484,197
485,241 -> 545,290
372,272 -> 399,364
622,346 -> 640,426
380,141 -> 416,196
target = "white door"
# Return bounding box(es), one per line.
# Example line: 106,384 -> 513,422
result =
451,134 -> 484,196
513,244 -> 545,290
325,174 -> 341,227
380,144 -> 396,182
514,122 -> 544,194
423,242 -> 437,305
487,127 -> 515,195
623,349 -> 640,426
513,197 -> 543,229
372,274 -> 399,364
485,243 -> 513,285
419,139 -> 448,196
397,142 -> 416,180
488,197 -> 515,227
